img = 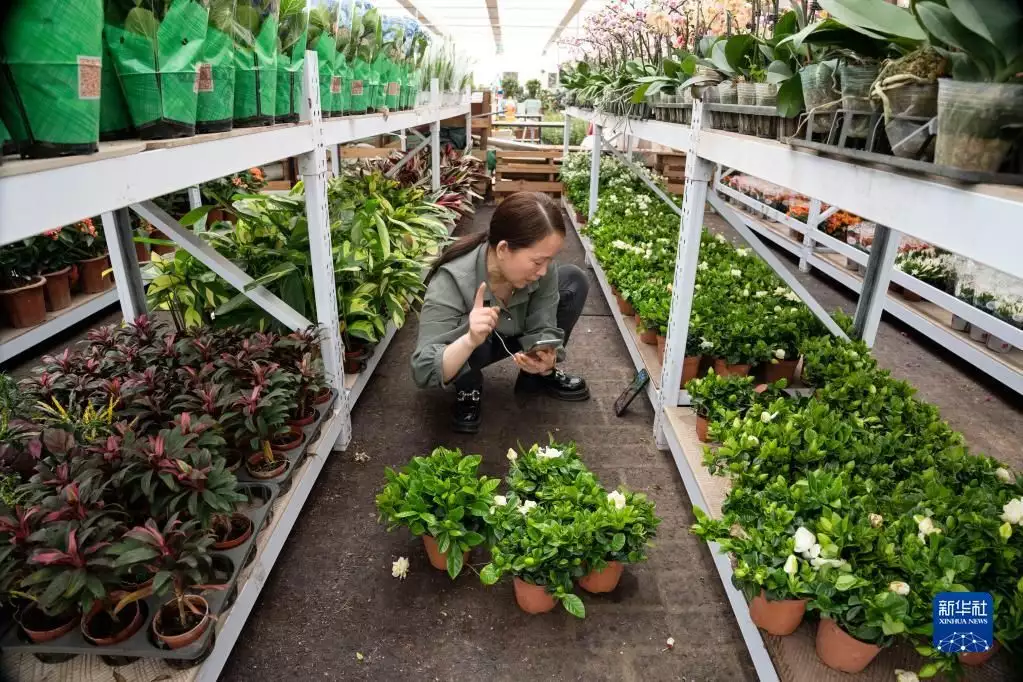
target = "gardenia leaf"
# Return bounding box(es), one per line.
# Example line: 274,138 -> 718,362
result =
561,593 -> 586,619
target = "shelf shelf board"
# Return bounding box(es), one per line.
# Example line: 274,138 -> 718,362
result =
565,107 -> 1023,279
321,104 -> 470,146
0,288 -> 119,363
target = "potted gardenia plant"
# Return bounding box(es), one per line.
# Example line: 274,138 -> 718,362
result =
579,485 -> 660,594
686,369 -> 757,443
375,447 -> 498,578
480,491 -> 587,618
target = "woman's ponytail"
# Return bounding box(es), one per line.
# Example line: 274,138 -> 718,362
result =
426,231 -> 488,281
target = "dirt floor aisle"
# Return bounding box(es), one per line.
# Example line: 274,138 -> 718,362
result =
220,205 -> 758,681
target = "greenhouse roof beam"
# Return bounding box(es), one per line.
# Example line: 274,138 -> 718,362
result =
395,0 -> 444,37
543,0 -> 587,55
485,0 -> 503,54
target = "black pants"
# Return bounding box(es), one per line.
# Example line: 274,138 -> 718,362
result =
455,264 -> 589,391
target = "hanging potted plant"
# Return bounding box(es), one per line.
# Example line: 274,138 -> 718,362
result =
375,447 -> 496,578
579,486 -> 661,594
0,242 -> 47,329
480,492 -> 586,617
112,515 -> 224,650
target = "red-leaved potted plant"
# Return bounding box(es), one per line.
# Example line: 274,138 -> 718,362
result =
68,218 -> 113,294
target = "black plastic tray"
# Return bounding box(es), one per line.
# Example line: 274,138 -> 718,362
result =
233,388 -> 337,490
0,481 -> 280,664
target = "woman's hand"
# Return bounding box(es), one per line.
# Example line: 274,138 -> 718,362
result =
514,347 -> 555,375
468,282 -> 500,347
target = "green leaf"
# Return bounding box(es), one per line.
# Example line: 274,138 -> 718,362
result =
915,2 -> 999,77
819,0 -> 926,40
918,663 -> 940,678
766,60 -> 794,84
480,563 -> 499,585
611,533 -> 626,552
834,574 -> 858,591
945,0 -> 1021,62
776,76 -> 804,118
561,593 -> 586,618
179,204 -> 215,226
447,549 -> 464,579
725,35 -> 756,72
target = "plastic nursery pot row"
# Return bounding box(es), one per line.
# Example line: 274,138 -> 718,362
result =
1,482 -> 280,667
0,252 -> 114,330
235,387 -> 337,492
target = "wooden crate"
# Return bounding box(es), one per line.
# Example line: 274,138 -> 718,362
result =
493,149 -> 563,200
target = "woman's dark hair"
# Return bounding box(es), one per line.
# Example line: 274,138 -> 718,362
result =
427,192 -> 566,279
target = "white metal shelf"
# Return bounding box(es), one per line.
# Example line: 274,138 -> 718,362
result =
322,103 -> 470,146
0,288 -> 118,364
565,107 -> 1023,280
731,204 -> 1023,395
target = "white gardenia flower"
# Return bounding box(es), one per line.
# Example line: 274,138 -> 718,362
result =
915,515 -> 942,541
736,248 -> 750,257
506,448 -> 518,463
811,557 -> 847,570
793,527 -> 816,554
869,513 -> 883,528
742,288 -> 751,298
889,581 -> 911,596
607,490 -> 627,510
760,411 -> 778,424
774,286 -> 788,295
493,495 -> 507,507
895,670 -> 920,682
783,554 -> 798,576
1001,498 -> 1023,525
774,305 -> 782,313
730,269 -> 742,277
715,234 -> 727,243
700,338 -> 714,350
755,290 -> 767,298
517,500 -> 537,515
698,261 -> 709,271
536,446 -> 562,460
785,291 -> 801,302
996,467 -> 1016,484
774,349 -> 786,360
391,556 -> 410,580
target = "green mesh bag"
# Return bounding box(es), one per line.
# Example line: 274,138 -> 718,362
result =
104,0 -> 210,140
306,3 -> 338,116
233,0 -> 280,127
100,41 -> 135,140
275,0 -> 307,123
346,1 -> 378,115
379,15 -> 401,110
196,0 -> 237,133
334,0 -> 354,115
0,1 -> 103,158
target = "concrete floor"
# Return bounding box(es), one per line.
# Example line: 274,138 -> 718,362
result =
4,202 -> 1020,680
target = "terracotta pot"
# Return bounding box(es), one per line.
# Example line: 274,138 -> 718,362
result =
0,276 -> 47,328
288,407 -> 317,427
271,426 -> 304,453
959,640 -> 1001,666
41,267 -> 72,311
636,316 -> 658,345
696,413 -> 710,442
213,512 -> 254,550
513,577 -> 557,614
312,387 -> 333,405
713,358 -> 751,377
246,453 -> 289,479
19,605 -> 80,643
78,253 -> 113,293
81,601 -> 144,646
656,335 -> 666,364
815,618 -> 880,673
763,359 -> 798,384
344,348 -> 369,374
153,595 -> 210,650
575,212 -> 586,224
681,355 -> 702,387
422,535 -> 468,572
615,294 -> 635,317
579,561 -> 624,593
135,241 -> 150,263
749,590 -> 806,636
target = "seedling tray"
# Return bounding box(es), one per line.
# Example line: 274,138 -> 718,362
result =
0,482 -> 280,665
233,387 -> 337,490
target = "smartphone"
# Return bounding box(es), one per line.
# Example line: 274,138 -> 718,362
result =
614,369 -> 650,416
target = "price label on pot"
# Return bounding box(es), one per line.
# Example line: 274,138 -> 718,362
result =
933,592 -> 993,655
331,76 -> 342,95
197,64 -> 214,93
78,56 -> 101,100
351,80 -> 364,96
387,82 -> 400,96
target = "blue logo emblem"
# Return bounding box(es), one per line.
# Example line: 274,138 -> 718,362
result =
932,592 -> 994,654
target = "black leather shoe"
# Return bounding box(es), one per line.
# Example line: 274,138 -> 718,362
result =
515,368 -> 590,401
452,388 -> 482,433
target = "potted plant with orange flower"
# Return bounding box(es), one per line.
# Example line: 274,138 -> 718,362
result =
67,218 -> 112,294
201,167 -> 268,223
